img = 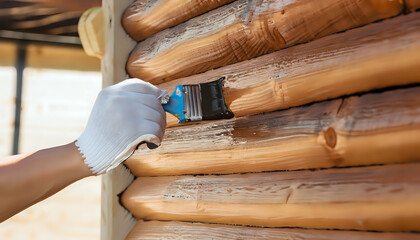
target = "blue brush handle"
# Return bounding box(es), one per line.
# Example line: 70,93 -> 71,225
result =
162,85 -> 187,123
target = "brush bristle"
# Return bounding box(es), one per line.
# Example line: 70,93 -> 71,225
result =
183,85 -> 203,121
200,77 -> 234,120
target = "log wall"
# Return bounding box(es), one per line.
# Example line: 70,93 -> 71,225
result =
159,13 -> 420,127
126,0 -> 404,83
115,0 -> 420,238
122,0 -> 235,41
126,87 -> 420,176
122,163 -> 420,231
127,221 -> 420,239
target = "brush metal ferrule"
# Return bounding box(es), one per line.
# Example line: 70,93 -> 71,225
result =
162,77 -> 233,123
183,85 -> 203,121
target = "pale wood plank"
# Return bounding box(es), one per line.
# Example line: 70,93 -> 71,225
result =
122,0 -> 235,41
0,42 -> 17,66
78,7 -> 104,59
126,87 -> 420,177
127,220 -> 420,239
160,13 -> 420,127
100,0 -> 137,239
122,163 -> 420,231
126,0 -> 404,83
26,45 -> 100,71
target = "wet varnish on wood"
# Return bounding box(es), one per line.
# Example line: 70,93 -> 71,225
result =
126,0 -> 404,83
159,13 -> 420,127
122,0 -> 234,41
122,162 -> 420,231
126,87 -> 420,177
127,220 -> 420,240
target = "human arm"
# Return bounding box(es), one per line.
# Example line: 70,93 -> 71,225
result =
0,79 -> 167,222
0,142 -> 91,222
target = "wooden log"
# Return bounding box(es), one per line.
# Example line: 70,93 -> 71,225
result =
126,0 -> 404,84
122,0 -> 235,41
122,163 -> 420,231
406,0 -> 420,11
127,220 -> 420,239
160,13 -> 420,127
126,87 -> 420,177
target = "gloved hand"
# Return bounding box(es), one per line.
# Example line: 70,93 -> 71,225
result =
75,78 -> 168,174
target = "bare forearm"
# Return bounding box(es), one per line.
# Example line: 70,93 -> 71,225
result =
0,142 -> 92,222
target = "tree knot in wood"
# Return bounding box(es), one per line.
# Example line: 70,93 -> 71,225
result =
323,127 -> 337,149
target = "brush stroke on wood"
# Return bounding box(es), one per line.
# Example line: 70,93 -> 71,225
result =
126,87 -> 420,176
122,0 -> 235,41
158,13 -> 420,127
126,0 -> 404,83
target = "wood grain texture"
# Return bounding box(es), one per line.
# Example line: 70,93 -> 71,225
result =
126,0 -> 404,84
122,163 -> 420,231
127,221 -> 420,239
159,13 -> 420,127
406,0 -> 420,11
78,7 -> 104,59
122,0 -> 235,41
126,87 -> 420,177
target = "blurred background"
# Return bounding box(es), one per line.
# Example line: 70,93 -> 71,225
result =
0,0 -> 102,239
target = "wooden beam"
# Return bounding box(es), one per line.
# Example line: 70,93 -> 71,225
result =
0,5 -> 60,19
26,44 -> 100,71
126,0 -> 404,84
101,0 -> 137,239
122,163 -> 420,231
19,0 -> 101,12
125,87 -> 420,177
122,0 -> 235,41
0,42 -> 17,66
78,7 -> 104,59
160,13 -> 420,127
127,220 -> 420,239
12,12 -> 80,29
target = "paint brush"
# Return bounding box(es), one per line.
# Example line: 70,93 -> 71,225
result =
163,77 -> 234,123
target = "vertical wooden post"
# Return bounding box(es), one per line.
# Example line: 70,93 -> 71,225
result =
12,42 -> 26,155
101,0 -> 137,239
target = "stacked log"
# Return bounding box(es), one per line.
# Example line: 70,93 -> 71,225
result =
123,163 -> 420,231
119,0 -> 420,238
126,87 -> 420,176
125,0 -> 405,83
126,221 -> 420,239
122,0 -> 235,41
159,13 -> 420,126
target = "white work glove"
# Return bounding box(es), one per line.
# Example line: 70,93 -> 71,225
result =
75,78 -> 168,175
